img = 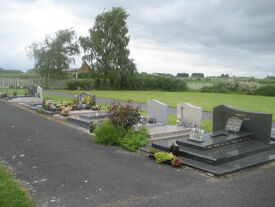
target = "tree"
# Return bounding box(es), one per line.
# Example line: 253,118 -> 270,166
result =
176,73 -> 189,78
80,7 -> 136,89
191,73 -> 204,78
29,29 -> 79,88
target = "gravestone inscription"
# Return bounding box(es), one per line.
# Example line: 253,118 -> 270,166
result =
213,105 -> 272,142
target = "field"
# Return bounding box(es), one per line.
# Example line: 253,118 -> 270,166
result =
0,163 -> 35,207
54,89 -> 275,121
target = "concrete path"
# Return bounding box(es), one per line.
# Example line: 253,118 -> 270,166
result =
1,101 -> 275,207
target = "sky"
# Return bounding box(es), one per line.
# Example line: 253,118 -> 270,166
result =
0,0 -> 274,78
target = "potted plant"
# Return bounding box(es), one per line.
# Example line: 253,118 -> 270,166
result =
171,157 -> 181,168
154,152 -> 176,165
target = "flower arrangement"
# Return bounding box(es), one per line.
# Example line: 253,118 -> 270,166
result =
154,152 -> 176,164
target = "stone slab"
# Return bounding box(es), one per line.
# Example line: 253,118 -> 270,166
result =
176,132 -> 252,150
153,139 -> 275,165
213,105 -> 272,142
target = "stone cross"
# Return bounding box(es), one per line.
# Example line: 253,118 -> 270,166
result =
177,103 -> 202,128
147,99 -> 168,124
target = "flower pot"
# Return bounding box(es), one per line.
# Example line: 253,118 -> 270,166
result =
148,153 -> 155,160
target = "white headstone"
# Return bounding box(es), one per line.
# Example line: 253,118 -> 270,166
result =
147,99 -> 168,124
37,86 -> 43,99
177,103 -> 202,128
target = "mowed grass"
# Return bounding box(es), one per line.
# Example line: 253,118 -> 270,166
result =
54,89 -> 275,121
0,88 -> 27,96
0,163 -> 35,207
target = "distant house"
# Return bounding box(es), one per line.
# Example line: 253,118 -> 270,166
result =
67,61 -> 91,80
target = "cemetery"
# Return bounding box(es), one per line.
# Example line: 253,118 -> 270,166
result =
1,86 -> 275,176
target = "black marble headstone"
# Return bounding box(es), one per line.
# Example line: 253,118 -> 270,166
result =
213,105 -> 272,142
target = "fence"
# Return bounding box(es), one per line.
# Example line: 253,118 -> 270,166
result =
0,77 -> 68,89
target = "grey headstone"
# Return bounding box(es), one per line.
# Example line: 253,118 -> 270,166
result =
213,105 -> 272,142
147,99 -> 168,124
79,92 -> 96,106
177,103 -> 202,127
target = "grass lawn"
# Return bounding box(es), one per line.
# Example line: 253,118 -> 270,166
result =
0,163 -> 35,207
53,89 -> 275,121
0,88 -> 27,96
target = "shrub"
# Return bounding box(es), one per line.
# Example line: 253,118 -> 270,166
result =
13,91 -> 17,96
67,80 -> 93,90
154,152 -> 176,164
256,85 -> 275,96
94,119 -> 123,145
119,128 -> 148,152
89,121 -> 100,133
107,101 -> 141,130
238,81 -> 260,95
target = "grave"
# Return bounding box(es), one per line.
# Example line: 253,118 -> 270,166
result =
68,111 -> 108,128
143,100 -> 194,142
152,105 -> 275,176
177,103 -> 202,127
79,92 -> 96,106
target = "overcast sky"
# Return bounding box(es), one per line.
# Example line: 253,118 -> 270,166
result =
0,0 -> 274,77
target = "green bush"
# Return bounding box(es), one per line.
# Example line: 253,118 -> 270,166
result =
119,128 -> 147,152
94,119 -> 148,151
256,85 -> 275,96
154,152 -> 176,164
67,80 -> 94,90
132,73 -> 188,91
94,119 -> 123,145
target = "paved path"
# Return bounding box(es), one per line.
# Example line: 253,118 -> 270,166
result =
1,101 -> 275,207
45,90 -> 275,128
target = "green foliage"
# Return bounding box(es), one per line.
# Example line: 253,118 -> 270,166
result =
119,128 -> 147,152
132,73 -> 188,91
94,119 -> 123,145
80,7 -> 136,89
67,80 -> 93,90
256,85 -> 275,96
89,121 -> 100,133
176,73 -> 189,77
0,164 -> 35,207
29,29 -> 79,88
107,101 -> 141,130
154,152 -> 176,164
191,73 -> 204,78
0,68 -> 23,74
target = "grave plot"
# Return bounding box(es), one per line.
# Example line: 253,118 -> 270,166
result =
144,100 -> 201,143
7,85 -> 43,104
152,105 -> 275,176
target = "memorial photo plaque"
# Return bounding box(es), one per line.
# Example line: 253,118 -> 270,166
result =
189,128 -> 205,143
224,117 -> 243,133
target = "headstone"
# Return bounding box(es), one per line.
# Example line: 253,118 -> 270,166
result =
147,99 -> 168,125
213,105 -> 272,142
177,103 -> 202,128
79,92 -> 96,106
36,86 -> 43,99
